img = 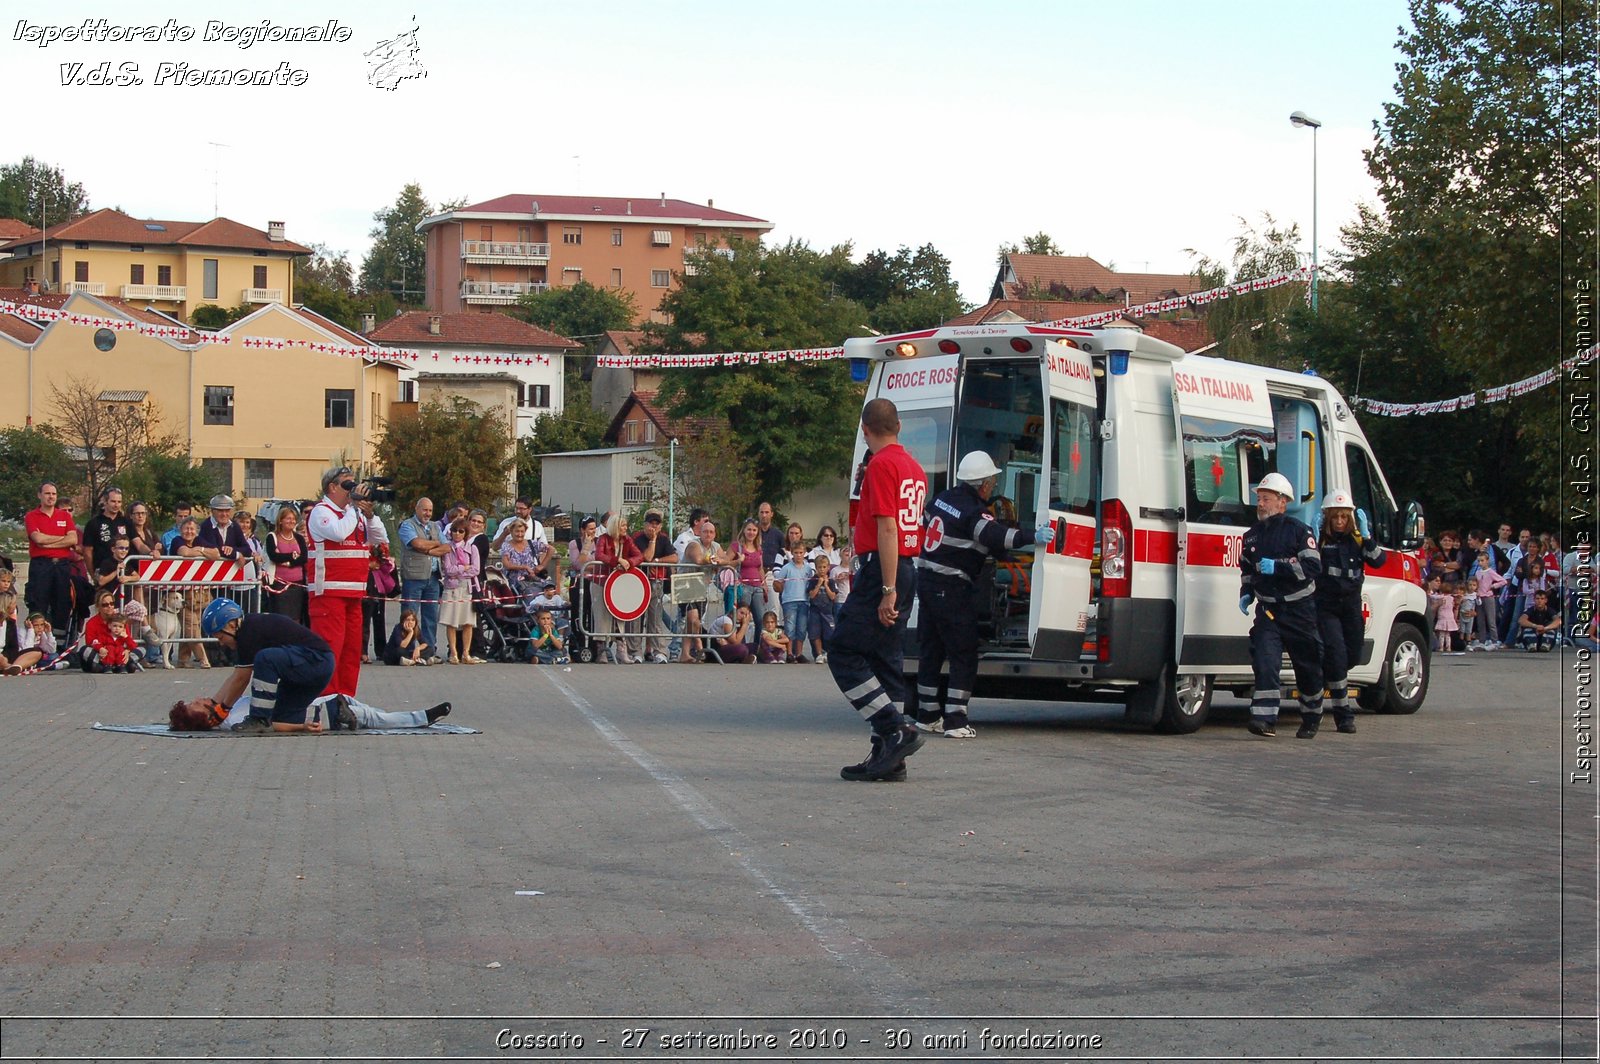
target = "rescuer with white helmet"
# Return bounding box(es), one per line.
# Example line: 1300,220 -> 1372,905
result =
1239,472 -> 1325,737
1314,488 -> 1388,733
904,449 -> 1046,739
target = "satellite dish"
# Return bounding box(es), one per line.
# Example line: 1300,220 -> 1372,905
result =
93,328 -> 116,352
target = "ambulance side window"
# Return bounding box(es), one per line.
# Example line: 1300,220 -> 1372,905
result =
896,408 -> 952,501
1048,399 -> 1095,517
1182,415 -> 1270,527
1344,443 -> 1398,547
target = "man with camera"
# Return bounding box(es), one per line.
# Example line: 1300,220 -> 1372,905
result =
306,466 -> 370,700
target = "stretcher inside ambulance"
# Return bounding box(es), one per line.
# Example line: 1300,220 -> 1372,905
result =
845,324 -> 1429,733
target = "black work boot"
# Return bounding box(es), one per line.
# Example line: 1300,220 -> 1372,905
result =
1296,713 -> 1322,739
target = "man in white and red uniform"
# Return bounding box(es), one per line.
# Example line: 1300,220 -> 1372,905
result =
828,398 -> 929,782
306,466 -> 369,703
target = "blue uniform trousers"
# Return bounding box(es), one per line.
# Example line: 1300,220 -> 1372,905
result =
249,644 -> 337,724
825,552 -> 915,733
1317,594 -> 1363,727
907,573 -> 980,728
1249,600 -> 1324,726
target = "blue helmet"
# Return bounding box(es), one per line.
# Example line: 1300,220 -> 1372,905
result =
200,598 -> 245,638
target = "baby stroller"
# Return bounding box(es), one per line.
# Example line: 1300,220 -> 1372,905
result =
475,570 -> 536,662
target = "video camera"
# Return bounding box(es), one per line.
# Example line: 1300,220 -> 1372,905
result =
358,475 -> 396,504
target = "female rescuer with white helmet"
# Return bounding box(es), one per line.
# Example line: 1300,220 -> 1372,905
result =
1315,489 -> 1388,734
1239,472 -> 1325,738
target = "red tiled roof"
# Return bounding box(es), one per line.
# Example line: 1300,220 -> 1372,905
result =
997,254 -> 1204,305
0,208 -> 309,254
445,194 -> 772,228
368,310 -> 575,349
1136,317 -> 1213,353
285,305 -> 377,349
0,218 -> 39,242
604,390 -> 721,445
599,329 -> 648,356
0,313 -> 42,343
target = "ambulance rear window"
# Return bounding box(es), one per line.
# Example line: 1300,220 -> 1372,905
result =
897,407 -> 951,498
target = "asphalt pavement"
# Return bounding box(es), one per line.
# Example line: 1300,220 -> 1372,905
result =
0,648 -> 1593,1063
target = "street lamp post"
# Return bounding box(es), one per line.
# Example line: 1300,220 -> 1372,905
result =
668,436 -> 678,534
1289,110 -> 1321,314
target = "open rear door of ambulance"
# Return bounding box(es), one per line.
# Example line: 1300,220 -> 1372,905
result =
1029,340 -> 1098,661
1170,359 -> 1277,673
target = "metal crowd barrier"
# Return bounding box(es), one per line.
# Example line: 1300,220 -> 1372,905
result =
121,555 -> 261,652
569,560 -> 739,644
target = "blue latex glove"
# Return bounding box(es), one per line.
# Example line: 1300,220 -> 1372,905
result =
1356,509 -> 1371,539
1034,524 -> 1054,545
1239,594 -> 1253,615
1257,557 -> 1276,575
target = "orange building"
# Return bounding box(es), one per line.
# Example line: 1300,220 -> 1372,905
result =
418,194 -> 773,322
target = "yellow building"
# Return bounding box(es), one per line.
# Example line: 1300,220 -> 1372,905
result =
0,290 -> 399,502
0,209 -> 309,322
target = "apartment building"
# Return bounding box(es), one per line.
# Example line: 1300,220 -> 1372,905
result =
418,194 -> 773,322
0,208 -> 309,322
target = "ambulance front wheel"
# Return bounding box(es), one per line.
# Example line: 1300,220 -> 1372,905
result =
1360,621 -> 1428,714
1130,663 -> 1213,734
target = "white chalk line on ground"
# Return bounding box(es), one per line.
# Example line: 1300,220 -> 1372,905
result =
537,667 -> 936,1014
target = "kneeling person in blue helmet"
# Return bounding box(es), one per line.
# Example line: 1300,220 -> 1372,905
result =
1239,473 -> 1325,738
194,599 -> 448,734
905,450 -> 1045,739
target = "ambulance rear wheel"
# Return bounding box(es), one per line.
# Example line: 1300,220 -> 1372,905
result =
1366,622 -> 1428,714
1130,663 -> 1212,733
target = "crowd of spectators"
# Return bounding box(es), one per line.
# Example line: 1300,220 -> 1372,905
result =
5,481 -> 1592,676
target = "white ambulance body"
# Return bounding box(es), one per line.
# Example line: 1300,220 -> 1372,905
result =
845,323 -> 1430,732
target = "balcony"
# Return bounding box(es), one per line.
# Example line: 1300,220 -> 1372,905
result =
462,240 -> 550,265
64,281 -> 105,295
242,288 -> 285,304
122,284 -> 186,301
461,280 -> 547,305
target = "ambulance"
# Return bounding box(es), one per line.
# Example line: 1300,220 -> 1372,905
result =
845,323 -> 1430,732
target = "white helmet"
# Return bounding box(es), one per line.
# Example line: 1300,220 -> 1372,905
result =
955,451 -> 1001,483
1256,472 -> 1294,498
1321,489 -> 1356,511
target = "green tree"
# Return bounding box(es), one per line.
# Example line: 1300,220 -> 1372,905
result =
48,378 -> 182,503
649,239 -> 869,506
0,156 -> 90,225
513,280 -> 635,353
359,183 -> 434,305
1185,213 -> 1305,368
825,243 -> 966,333
190,304 -> 254,329
373,396 -> 515,509
1289,0 -> 1596,529
995,231 -> 1064,265
117,453 -> 228,522
0,427 -> 78,520
641,422 -> 759,535
515,399 -> 611,501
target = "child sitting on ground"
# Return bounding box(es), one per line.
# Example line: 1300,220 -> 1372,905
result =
529,608 -> 568,665
118,599 -> 163,665
12,612 -> 60,673
383,608 -> 431,666
91,614 -> 143,673
757,610 -> 791,663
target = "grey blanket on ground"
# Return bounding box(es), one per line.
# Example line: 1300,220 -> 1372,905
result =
91,722 -> 480,737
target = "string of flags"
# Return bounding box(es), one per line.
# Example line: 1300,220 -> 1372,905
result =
3,280 -> 1588,419
1351,346 -> 1597,417
0,297 -> 552,367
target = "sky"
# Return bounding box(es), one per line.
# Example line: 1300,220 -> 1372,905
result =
4,0 -> 1414,305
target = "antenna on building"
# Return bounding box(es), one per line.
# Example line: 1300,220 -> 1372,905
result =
208,142 -> 231,219
572,155 -> 581,194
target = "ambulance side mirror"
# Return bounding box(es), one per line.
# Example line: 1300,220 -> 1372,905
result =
1400,500 -> 1425,551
